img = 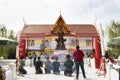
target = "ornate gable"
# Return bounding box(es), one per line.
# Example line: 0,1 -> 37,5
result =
51,15 -> 70,33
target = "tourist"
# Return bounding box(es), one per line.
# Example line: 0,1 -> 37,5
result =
35,57 -> 43,74
33,52 -> 37,66
29,53 -> 33,67
44,57 -> 53,74
72,45 -> 86,80
64,55 -> 74,76
86,52 -> 91,67
52,57 -> 60,75
40,53 -> 45,62
19,57 -> 27,76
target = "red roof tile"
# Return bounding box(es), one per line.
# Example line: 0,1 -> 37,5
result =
21,24 -> 99,37
22,24 -> 52,33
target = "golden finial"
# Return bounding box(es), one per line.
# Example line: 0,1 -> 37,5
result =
60,9 -> 61,15
94,16 -> 97,24
23,16 -> 26,26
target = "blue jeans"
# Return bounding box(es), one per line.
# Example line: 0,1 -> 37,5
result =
45,68 -> 51,74
75,62 -> 86,79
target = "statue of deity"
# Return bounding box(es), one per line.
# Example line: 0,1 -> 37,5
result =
55,27 -> 66,50
58,28 -> 64,41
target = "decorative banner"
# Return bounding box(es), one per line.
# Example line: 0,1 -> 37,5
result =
19,39 -> 26,58
44,36 -> 57,49
77,37 -> 93,50
64,36 -> 76,49
27,38 -> 44,50
44,36 -> 76,49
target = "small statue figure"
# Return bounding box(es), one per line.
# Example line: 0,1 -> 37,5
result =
58,28 -> 64,41
55,27 -> 66,50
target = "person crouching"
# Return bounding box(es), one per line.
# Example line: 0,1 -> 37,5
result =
52,57 -> 60,75
35,57 -> 43,74
64,55 -> 74,76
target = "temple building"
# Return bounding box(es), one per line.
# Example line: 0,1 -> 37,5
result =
18,14 -> 101,68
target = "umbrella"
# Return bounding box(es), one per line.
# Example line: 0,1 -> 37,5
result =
108,37 -> 120,48
0,36 -> 18,45
51,53 -> 67,62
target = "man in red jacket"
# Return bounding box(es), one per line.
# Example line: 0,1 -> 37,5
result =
73,45 -> 86,80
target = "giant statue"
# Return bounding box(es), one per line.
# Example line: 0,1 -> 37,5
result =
55,27 -> 66,50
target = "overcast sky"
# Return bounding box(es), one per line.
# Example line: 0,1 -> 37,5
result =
0,0 -> 120,35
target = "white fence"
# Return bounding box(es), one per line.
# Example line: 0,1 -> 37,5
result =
0,59 -> 17,80
0,58 -> 120,80
85,58 -> 120,80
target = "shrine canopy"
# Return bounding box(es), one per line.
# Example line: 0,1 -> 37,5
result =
0,36 -> 18,46
51,14 -> 70,34
108,37 -> 120,49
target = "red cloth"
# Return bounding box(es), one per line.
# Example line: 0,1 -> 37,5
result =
108,57 -> 115,63
72,50 -> 84,62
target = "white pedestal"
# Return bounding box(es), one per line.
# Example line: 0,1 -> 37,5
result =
53,50 -> 69,55
52,50 -> 69,63
52,50 -> 69,70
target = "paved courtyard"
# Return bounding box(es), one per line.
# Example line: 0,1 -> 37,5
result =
16,61 -> 106,80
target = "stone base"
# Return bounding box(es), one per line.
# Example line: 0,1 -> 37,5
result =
53,50 -> 69,55
51,50 -> 69,63
51,50 -> 69,70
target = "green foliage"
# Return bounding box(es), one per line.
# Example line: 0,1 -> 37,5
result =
106,20 -> 120,58
111,48 -> 120,58
7,47 -> 16,59
8,30 -> 15,40
105,49 -> 112,58
0,24 -> 16,59
107,20 -> 120,40
0,25 -> 7,37
105,49 -> 119,58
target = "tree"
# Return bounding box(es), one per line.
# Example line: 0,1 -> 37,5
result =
7,48 -> 16,59
0,25 -> 7,37
0,24 -> 16,58
107,20 -> 120,40
8,30 -> 15,40
107,20 -> 120,58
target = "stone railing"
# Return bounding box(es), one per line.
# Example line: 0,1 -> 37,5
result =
0,59 -> 16,66
106,59 -> 120,80
0,59 -> 17,80
85,58 -> 120,80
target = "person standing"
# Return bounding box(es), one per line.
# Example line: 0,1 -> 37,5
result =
72,45 -> 86,80
33,52 -> 37,66
86,52 -> 91,67
29,53 -> 33,67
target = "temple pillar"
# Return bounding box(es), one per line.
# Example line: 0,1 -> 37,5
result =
94,38 -> 102,69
